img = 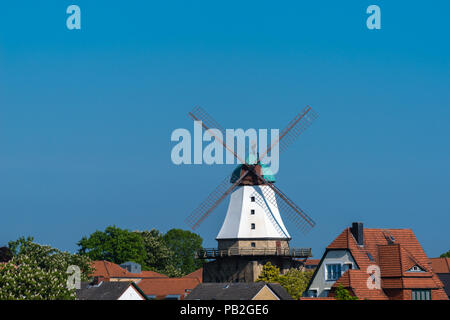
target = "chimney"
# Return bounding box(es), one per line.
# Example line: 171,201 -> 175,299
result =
351,222 -> 364,246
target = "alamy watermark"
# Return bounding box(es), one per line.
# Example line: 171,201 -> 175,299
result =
171,121 -> 280,174
66,265 -> 81,290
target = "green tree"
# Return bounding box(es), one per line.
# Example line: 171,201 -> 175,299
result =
333,284 -> 359,300
0,237 -> 92,300
440,250 -> 450,258
256,262 -> 314,299
279,268 -> 314,300
256,262 -> 281,283
77,226 -> 147,267
139,229 -> 182,277
162,229 -> 204,275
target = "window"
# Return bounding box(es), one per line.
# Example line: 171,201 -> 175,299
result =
306,290 -> 318,298
325,264 -> 342,281
250,196 -> 255,202
412,289 -> 431,300
251,242 -> 256,248
250,209 -> 255,215
251,223 -> 255,230
165,294 -> 181,300
408,265 -> 425,272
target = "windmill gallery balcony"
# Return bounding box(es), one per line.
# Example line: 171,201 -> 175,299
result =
196,247 -> 312,259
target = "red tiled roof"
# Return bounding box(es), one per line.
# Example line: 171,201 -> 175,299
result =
305,259 -> 320,266
91,261 -> 168,280
183,268 -> 203,281
136,278 -> 201,299
327,228 -> 433,275
332,270 -> 388,300
430,258 -> 450,274
325,227 -> 448,300
91,261 -> 131,279
139,270 -> 169,278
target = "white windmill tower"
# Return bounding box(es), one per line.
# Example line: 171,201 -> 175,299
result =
216,151 -> 292,254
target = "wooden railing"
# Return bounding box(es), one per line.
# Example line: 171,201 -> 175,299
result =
195,247 -> 312,259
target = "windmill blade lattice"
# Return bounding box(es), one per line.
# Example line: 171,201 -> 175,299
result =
258,106 -> 318,162
185,170 -> 249,230
259,182 -> 316,234
251,190 -> 288,238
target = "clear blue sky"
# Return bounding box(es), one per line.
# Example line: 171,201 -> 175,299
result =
1,1 -> 449,258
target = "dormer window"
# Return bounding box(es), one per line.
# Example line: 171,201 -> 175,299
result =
408,265 -> 425,272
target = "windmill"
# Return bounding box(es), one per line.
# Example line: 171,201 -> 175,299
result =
185,105 -> 318,282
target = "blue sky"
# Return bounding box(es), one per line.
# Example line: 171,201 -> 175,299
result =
1,1 -> 449,258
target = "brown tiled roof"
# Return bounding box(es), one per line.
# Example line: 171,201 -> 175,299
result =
430,258 -> 450,274
136,278 -> 201,299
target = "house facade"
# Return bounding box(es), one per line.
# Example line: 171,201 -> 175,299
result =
305,222 -> 448,300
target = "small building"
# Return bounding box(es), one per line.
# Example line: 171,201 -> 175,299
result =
185,282 -> 293,300
76,280 -> 147,300
430,257 -> 450,298
304,222 -> 448,300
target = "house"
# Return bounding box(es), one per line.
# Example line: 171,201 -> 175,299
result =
135,277 -> 201,300
185,282 -> 293,300
76,280 -> 147,300
430,257 -> 450,298
304,222 -> 448,300
91,260 -> 168,282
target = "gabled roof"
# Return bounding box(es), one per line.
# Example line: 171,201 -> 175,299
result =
183,268 -> 203,282
327,228 -> 433,275
91,261 -> 168,280
185,282 -> 292,300
136,277 -> 201,299
430,257 -> 450,274
76,281 -> 145,300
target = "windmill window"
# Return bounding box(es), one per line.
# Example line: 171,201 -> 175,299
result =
250,209 -> 255,215
251,223 -> 256,230
250,196 -> 255,202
